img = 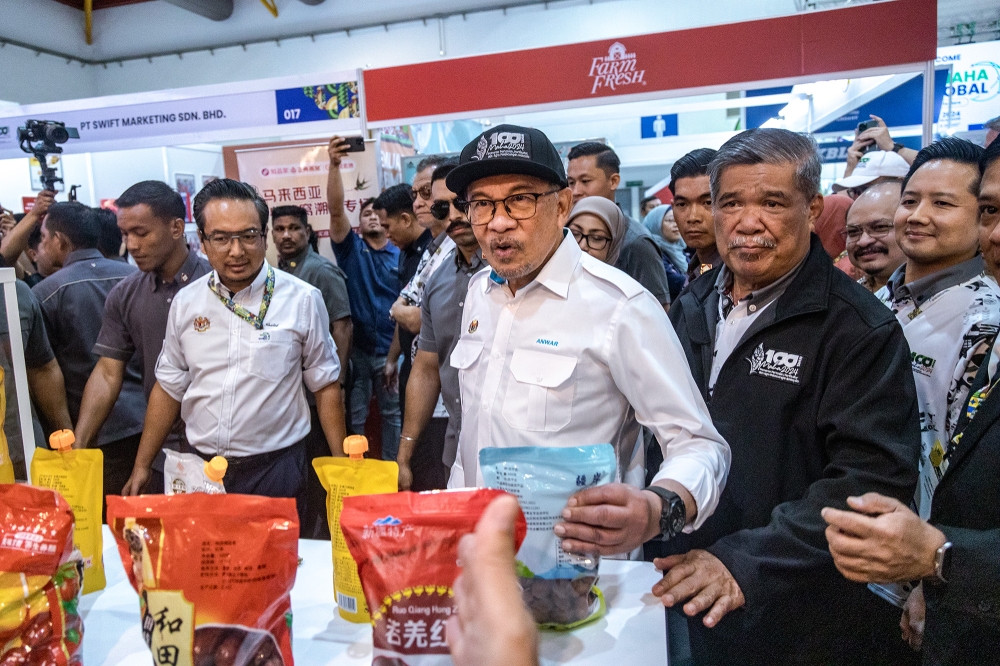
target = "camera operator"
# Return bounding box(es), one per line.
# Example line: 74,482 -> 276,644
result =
0,190 -> 56,267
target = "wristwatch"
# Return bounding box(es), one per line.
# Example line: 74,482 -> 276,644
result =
892,142 -> 905,153
931,541 -> 953,584
645,486 -> 686,541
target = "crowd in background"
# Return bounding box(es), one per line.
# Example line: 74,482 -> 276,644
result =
1,111 -> 999,666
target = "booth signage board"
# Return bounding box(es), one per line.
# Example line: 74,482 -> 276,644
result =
235,141 -> 378,263
936,41 -> 1000,132
0,76 -> 361,160
362,0 -> 936,124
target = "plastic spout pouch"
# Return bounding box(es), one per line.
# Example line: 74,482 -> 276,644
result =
313,435 -> 398,624
164,449 -> 228,495
107,493 -> 299,666
0,484 -> 85,666
29,429 -> 106,595
479,444 -> 616,630
0,368 -> 13,484
340,488 -> 525,666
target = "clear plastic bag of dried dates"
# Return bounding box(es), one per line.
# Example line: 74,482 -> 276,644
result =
479,445 -> 615,630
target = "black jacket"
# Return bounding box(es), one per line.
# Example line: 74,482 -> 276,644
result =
665,236 -> 921,665
921,361 -> 1000,666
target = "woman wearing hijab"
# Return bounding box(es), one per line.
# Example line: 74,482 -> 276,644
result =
642,204 -> 687,300
566,196 -> 629,265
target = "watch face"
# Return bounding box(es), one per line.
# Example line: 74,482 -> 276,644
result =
670,500 -> 686,536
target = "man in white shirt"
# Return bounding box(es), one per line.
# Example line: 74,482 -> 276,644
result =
123,179 -> 346,511
444,125 -> 730,556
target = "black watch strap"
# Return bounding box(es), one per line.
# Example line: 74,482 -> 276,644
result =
892,142 -> 905,153
645,486 -> 687,541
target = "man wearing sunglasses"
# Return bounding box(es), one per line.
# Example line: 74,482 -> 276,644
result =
123,179 -> 346,523
397,161 -> 480,491
444,124 -> 729,565
844,181 -> 906,292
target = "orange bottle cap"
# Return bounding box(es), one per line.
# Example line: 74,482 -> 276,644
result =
204,456 -> 228,483
343,435 -> 368,459
49,430 -> 75,452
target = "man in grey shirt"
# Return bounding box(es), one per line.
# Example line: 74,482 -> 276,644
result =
0,280 -> 73,478
397,162 -> 486,492
567,142 -> 671,310
273,203 -> 353,539
33,201 -> 146,501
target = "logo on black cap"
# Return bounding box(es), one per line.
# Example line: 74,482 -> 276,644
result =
472,131 -> 530,161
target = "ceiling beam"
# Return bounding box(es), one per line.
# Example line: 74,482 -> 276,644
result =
161,0 -> 233,21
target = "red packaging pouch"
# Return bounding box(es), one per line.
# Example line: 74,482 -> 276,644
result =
107,494 -> 299,666
0,484 -> 84,666
340,490 -> 526,666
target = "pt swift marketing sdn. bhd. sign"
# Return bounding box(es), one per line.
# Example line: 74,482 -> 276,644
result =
0,76 -> 360,160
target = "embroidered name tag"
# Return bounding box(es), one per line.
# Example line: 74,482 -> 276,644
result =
746,343 -> 803,385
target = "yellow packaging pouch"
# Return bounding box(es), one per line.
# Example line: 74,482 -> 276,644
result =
29,429 -> 106,594
0,367 -> 15,484
313,435 -> 397,623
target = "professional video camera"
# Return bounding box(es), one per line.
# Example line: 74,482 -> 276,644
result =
18,119 -> 80,197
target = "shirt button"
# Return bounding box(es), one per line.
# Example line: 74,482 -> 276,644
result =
459,301 -> 464,307
748,304 -> 756,313
482,402 -> 489,410
979,600 -> 992,613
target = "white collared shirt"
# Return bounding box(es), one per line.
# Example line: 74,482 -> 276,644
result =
448,233 -> 730,531
155,261 -> 340,457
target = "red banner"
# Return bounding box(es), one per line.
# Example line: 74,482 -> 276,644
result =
364,0 -> 936,123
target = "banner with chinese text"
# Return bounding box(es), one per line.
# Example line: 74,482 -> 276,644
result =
234,141 -> 378,263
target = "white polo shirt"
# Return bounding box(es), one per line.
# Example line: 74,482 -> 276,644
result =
448,232 -> 730,531
155,261 -> 340,458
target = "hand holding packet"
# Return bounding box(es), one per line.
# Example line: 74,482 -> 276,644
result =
479,444 -> 616,629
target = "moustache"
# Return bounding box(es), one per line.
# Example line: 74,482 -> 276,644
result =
447,220 -> 472,234
728,235 -> 778,250
854,245 -> 888,258
489,237 -> 525,253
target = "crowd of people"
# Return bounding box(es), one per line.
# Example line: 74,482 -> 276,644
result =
1,111 -> 999,666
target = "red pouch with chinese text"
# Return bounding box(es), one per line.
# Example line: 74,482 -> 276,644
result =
107,494 -> 299,666
339,489 -> 525,666
0,484 -> 84,666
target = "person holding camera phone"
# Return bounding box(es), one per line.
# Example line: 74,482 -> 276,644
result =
845,115 -> 918,179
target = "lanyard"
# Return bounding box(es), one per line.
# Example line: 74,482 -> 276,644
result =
208,266 -> 275,330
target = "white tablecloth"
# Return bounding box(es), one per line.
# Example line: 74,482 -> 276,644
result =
80,525 -> 667,665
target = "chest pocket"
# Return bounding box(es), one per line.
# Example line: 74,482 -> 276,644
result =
450,338 -> 484,408
246,329 -> 299,381
502,349 -> 577,432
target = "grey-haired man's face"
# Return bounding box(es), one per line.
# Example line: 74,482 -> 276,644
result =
714,162 -> 820,289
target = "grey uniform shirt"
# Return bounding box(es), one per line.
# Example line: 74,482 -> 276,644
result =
93,250 -> 210,461
615,216 -> 671,306
33,248 -> 146,446
418,248 -> 488,466
278,247 -> 352,323
1,281 -> 55,464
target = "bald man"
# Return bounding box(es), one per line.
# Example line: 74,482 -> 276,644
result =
845,181 -> 906,292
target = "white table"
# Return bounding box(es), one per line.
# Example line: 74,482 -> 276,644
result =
80,526 -> 667,665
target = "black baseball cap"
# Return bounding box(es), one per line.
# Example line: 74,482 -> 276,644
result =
446,124 -> 568,195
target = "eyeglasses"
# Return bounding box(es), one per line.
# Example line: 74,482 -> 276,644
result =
430,199 -> 462,221
411,184 -> 433,201
456,190 -> 560,226
568,226 -> 612,251
842,221 -> 894,244
204,228 -> 263,251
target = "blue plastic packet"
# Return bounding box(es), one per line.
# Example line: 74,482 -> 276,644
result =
479,444 -> 616,629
